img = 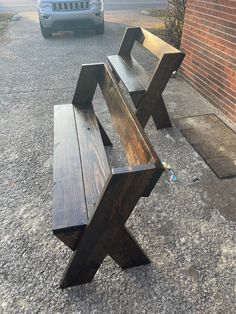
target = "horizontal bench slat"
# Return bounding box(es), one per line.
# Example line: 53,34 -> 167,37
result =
99,65 -> 159,166
74,105 -> 111,219
53,105 -> 87,247
108,55 -> 149,94
138,28 -> 181,60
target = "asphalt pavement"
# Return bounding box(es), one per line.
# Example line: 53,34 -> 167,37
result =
0,0 -> 167,12
0,8 -> 235,314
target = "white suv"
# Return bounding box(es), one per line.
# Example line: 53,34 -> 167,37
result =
37,0 -> 104,38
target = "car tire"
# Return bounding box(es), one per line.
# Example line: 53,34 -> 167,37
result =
40,21 -> 52,39
95,22 -> 104,35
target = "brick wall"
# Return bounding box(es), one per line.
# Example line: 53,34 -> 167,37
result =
180,0 -> 236,123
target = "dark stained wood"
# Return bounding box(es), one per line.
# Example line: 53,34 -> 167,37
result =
98,65 -> 162,167
53,104 -> 87,249
137,53 -> 184,129
107,55 -> 148,94
55,229 -> 85,251
60,164 -> 157,288
108,226 -> 150,268
118,27 -> 141,56
130,93 -> 143,108
73,104 -> 111,218
138,27 -> 182,61
136,95 -> 172,130
54,63 -> 165,288
72,62 -> 113,147
53,103 -> 111,250
108,27 -> 185,130
96,117 -> 112,146
72,63 -> 102,108
151,96 -> 172,130
146,53 -> 185,101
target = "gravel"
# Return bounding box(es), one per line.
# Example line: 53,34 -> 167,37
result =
0,12 -> 235,314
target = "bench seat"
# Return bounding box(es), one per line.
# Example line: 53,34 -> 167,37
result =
107,27 -> 185,130
53,104 -> 110,250
108,55 -> 150,95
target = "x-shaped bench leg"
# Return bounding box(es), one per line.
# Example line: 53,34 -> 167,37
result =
109,226 -> 150,268
136,95 -> 172,130
60,225 -> 150,288
60,166 -> 157,289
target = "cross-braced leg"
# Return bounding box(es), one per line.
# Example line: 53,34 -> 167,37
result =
151,96 -> 172,129
60,168 -> 156,289
135,103 -> 152,129
130,93 -> 143,109
108,226 -> 150,268
96,116 -> 112,146
60,224 -> 150,288
136,96 -> 171,130
60,233 -> 108,288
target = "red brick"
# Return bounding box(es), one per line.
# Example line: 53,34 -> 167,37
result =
182,0 -> 236,122
184,12 -> 236,37
183,19 -> 236,50
185,9 -> 236,30
181,45 -> 236,84
181,67 -> 236,115
183,58 -> 236,97
188,3 -> 236,22
190,0 -> 236,14
181,35 -> 236,72
182,62 -> 236,104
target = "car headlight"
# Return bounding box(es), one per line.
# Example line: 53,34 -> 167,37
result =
39,1 -> 52,8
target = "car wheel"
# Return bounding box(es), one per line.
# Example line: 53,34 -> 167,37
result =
40,21 -> 52,39
95,22 -> 104,35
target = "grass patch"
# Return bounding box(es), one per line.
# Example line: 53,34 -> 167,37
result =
149,9 -> 167,19
0,13 -> 14,35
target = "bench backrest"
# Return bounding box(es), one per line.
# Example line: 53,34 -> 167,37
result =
119,27 -> 184,66
73,63 -> 160,167
118,27 -> 185,93
73,63 -> 164,211
71,63 -> 164,249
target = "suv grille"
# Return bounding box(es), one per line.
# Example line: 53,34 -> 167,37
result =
52,1 -> 90,11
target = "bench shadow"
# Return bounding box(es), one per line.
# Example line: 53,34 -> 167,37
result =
64,260 -> 193,312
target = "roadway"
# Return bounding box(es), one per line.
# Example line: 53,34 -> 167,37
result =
0,0 -> 167,12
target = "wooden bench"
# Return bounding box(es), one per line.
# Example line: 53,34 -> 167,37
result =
108,27 -> 185,130
53,63 -> 164,288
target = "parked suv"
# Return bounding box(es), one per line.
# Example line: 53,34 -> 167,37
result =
37,0 -> 104,38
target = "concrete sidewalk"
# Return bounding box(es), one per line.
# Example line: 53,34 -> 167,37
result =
0,12 -> 235,314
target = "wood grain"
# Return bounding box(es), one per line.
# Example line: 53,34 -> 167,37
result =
108,225 -> 150,268
73,104 -> 111,219
108,55 -> 149,94
60,164 -> 157,288
138,27 -> 182,60
118,27 -> 141,56
99,65 -> 162,167
108,27 -> 185,130
54,63 -> 165,288
72,63 -> 102,108
53,104 -> 87,249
